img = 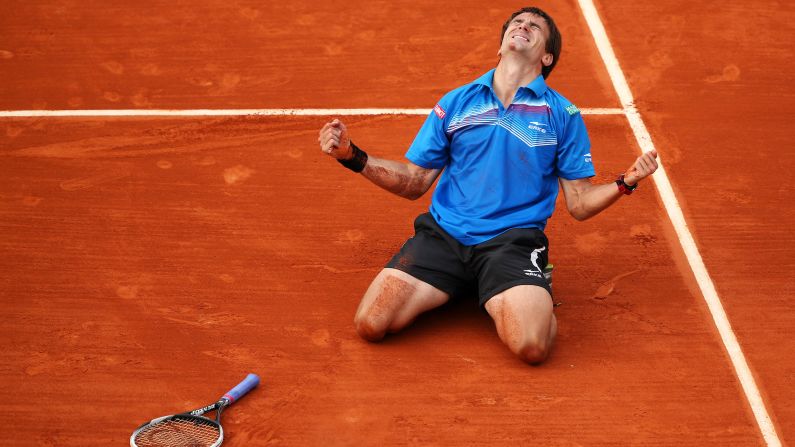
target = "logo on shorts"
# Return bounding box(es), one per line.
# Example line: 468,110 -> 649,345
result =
523,246 -> 546,278
433,104 -> 446,119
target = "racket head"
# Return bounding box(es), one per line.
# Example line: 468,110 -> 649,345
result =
130,414 -> 224,447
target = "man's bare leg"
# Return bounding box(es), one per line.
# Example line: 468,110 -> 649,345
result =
354,268 -> 450,342
484,285 -> 556,364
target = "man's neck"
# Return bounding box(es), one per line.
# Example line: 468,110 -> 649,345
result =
493,56 -> 542,108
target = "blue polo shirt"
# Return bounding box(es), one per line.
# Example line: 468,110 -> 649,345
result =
406,69 -> 594,245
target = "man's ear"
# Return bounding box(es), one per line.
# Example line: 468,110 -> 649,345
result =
541,53 -> 553,67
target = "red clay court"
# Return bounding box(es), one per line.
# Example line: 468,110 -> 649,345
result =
1,1 -> 792,445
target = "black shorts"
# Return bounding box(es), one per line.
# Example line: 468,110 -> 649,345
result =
386,213 -> 552,307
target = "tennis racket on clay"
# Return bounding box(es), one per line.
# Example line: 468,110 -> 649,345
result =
130,373 -> 260,447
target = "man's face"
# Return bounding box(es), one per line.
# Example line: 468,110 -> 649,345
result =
499,12 -> 552,65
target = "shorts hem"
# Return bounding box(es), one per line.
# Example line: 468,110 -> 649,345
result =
385,265 -> 458,298
479,279 -> 553,308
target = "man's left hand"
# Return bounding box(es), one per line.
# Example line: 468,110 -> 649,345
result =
623,150 -> 659,185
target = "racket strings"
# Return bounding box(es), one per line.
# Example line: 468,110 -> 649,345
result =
133,416 -> 221,447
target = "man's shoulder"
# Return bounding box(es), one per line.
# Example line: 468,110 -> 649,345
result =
439,81 -> 485,105
543,86 -> 581,116
432,81 -> 489,120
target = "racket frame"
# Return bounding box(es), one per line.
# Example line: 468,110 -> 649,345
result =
130,374 -> 259,447
129,403 -> 226,447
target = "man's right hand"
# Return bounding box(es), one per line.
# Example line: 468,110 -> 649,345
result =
318,119 -> 353,160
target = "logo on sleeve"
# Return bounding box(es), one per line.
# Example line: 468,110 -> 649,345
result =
565,104 -> 580,115
584,153 -> 592,163
433,104 -> 446,119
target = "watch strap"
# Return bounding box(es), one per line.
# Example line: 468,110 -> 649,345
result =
616,174 -> 637,195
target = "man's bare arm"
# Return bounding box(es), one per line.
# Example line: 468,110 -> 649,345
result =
361,157 -> 440,200
318,118 -> 441,200
559,150 -> 658,221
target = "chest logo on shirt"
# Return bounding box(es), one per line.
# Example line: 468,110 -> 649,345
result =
528,121 -> 548,134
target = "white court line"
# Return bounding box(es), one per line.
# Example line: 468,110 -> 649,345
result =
0,107 -> 624,118
577,0 -> 781,445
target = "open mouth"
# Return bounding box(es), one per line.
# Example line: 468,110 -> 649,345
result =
511,35 -> 530,42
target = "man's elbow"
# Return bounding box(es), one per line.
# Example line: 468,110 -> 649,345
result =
402,181 -> 432,200
568,206 -> 593,221
404,189 -> 426,201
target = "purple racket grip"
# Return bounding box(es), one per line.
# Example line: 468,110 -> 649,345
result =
222,373 -> 260,404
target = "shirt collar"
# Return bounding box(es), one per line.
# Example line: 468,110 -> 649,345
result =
472,70 -> 495,88
525,74 -> 548,96
472,69 -> 549,97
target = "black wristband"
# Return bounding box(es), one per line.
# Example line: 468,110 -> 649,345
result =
616,174 -> 638,195
337,142 -> 368,173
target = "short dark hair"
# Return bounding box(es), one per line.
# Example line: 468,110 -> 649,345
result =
500,7 -> 562,79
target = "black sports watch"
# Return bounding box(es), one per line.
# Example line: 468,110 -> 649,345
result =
616,174 -> 638,195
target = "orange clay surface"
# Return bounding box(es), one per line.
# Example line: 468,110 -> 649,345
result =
0,1 -> 792,446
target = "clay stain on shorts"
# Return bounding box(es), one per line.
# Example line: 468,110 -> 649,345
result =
395,253 -> 414,269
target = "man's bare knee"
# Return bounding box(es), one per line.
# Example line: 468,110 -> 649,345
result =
353,269 -> 449,341
486,286 -> 555,365
354,313 -> 387,342
517,338 -> 550,365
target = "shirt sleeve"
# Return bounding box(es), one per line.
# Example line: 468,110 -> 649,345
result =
405,94 -> 453,169
554,103 -> 596,180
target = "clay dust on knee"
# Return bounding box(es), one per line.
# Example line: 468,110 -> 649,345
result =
371,275 -> 416,316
